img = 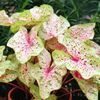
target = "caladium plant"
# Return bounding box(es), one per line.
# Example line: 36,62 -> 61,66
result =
0,4 -> 100,100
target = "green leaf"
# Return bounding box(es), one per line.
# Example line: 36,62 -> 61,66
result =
0,60 -> 19,76
0,46 -> 5,61
30,83 -> 41,100
46,94 -> 57,100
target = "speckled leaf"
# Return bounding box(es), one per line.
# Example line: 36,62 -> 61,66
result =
73,75 -> 98,100
10,4 -> 53,33
7,27 -> 44,64
30,4 -> 54,21
38,49 -> 51,68
0,10 -> 12,26
58,34 -> 100,58
0,60 -> 19,76
30,49 -> 67,99
0,70 -> 17,82
0,46 -> 5,61
68,23 -> 95,41
52,49 -> 100,79
52,50 -> 71,66
57,33 -> 100,79
7,54 -> 20,66
91,76 -> 100,87
30,63 -> 66,99
18,63 -> 35,87
39,14 -> 70,40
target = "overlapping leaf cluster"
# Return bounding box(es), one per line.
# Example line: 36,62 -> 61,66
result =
0,4 -> 100,100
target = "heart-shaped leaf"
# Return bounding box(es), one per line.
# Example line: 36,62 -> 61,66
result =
30,49 -> 67,99
52,49 -> 100,79
68,23 -> 95,41
39,14 -> 70,40
10,4 -> 54,32
7,26 -> 44,64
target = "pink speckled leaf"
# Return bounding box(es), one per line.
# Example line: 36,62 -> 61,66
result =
7,26 -> 44,64
38,49 -> 51,68
18,64 -> 35,87
30,63 -> 66,99
30,49 -> 67,99
10,4 -> 54,33
72,73 -> 98,100
68,23 -> 95,41
39,14 -> 70,40
58,34 -> 100,58
52,49 -> 100,79
0,10 -> 12,26
30,4 -> 54,21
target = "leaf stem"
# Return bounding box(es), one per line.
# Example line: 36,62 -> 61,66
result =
8,87 -> 17,100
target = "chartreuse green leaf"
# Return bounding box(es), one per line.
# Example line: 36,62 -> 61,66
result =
39,14 -> 70,40
0,46 -> 5,61
46,94 -> 57,100
7,54 -> 20,66
52,50 -> 71,66
7,26 -> 44,64
30,83 -> 41,99
30,83 -> 57,100
91,76 -> 100,87
0,61 -> 16,76
0,10 -> 12,26
10,4 -> 54,33
52,49 -> 100,79
72,74 -> 98,100
30,49 -> 67,99
68,23 -> 95,41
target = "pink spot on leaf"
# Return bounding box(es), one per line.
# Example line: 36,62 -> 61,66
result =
74,71 -> 83,79
43,66 -> 54,79
71,56 -> 79,62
